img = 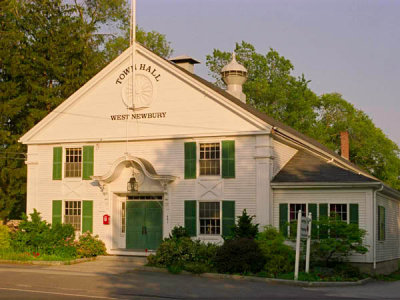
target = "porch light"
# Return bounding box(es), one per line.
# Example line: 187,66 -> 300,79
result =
127,176 -> 138,192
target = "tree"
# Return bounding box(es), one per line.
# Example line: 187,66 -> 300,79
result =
206,41 -> 320,136
313,93 -> 400,189
229,209 -> 259,239
206,42 -> 400,190
0,0 -> 173,222
312,216 -> 368,266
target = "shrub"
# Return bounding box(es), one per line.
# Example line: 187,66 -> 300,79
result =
148,237 -> 218,273
10,210 -> 76,257
0,225 -> 10,249
256,226 -> 295,276
215,238 -> 265,274
183,262 -> 210,274
312,217 -> 368,266
76,232 -> 107,258
169,226 -> 189,239
229,209 -> 259,240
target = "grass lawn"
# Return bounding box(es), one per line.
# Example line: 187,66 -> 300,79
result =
0,249 -> 75,261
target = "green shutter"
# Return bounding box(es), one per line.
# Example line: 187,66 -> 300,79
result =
184,200 -> 196,236
222,140 -> 235,178
82,200 -> 93,233
308,204 -> 318,239
184,142 -> 196,179
350,204 -> 359,226
279,203 -> 288,237
52,200 -> 62,225
319,203 -> 328,239
378,206 -> 385,241
82,146 -> 94,180
52,147 -> 62,180
222,201 -> 235,237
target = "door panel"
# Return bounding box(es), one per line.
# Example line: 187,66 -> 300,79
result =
145,201 -> 163,250
126,200 -> 163,250
126,201 -> 146,249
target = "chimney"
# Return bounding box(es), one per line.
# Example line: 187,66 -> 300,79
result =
221,53 -> 248,103
340,131 -> 349,160
170,55 -> 200,73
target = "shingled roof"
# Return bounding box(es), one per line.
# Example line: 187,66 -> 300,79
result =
272,150 -> 378,183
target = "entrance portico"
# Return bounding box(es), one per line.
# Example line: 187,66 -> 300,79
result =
92,155 -> 176,253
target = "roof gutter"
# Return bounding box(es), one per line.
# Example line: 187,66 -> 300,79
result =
271,182 -> 381,189
373,183 -> 384,270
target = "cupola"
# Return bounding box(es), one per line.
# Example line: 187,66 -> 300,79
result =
221,53 -> 248,103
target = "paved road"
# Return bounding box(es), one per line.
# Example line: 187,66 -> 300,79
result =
0,258 -> 399,299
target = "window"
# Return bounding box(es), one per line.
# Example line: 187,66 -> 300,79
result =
289,204 -> 306,221
65,148 -> 82,178
199,143 -> 220,176
330,204 -> 347,222
378,206 -> 385,241
121,202 -> 126,234
64,201 -> 81,231
199,202 -> 220,235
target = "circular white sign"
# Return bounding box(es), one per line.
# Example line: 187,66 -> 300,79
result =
121,74 -> 153,110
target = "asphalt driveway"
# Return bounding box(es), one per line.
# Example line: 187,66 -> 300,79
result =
0,257 -> 399,299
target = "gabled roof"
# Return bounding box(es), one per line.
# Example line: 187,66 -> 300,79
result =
272,150 -> 378,184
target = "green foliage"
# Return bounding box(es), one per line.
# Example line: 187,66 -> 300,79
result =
169,226 -> 189,239
0,225 -> 10,249
76,232 -> 107,258
147,237 -> 218,273
229,209 -> 259,240
206,42 -> 400,190
10,210 -> 76,257
167,264 -> 182,274
0,0 -> 174,222
312,216 -> 368,266
256,226 -> 295,276
214,238 -> 266,274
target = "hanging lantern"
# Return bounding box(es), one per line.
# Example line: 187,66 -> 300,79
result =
127,176 -> 138,192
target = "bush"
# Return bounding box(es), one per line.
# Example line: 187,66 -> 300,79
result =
229,209 -> 259,240
256,226 -> 295,276
10,210 -> 76,257
169,226 -> 189,239
312,217 -> 368,266
0,225 -> 10,249
215,238 -> 265,274
76,232 -> 107,258
148,237 -> 218,273
183,262 -> 210,274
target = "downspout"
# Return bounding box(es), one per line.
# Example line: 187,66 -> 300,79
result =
373,183 -> 384,270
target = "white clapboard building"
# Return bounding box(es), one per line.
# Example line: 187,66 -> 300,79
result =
20,44 -> 400,273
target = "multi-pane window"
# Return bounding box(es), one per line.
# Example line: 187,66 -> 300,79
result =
121,202 -> 126,234
65,148 -> 82,177
289,204 -> 306,221
64,201 -> 81,231
378,206 -> 385,241
199,202 -> 220,235
330,204 -> 347,222
199,143 -> 220,176
289,204 -> 306,237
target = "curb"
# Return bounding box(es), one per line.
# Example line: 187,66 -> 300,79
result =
130,265 -> 372,287
0,257 -> 96,266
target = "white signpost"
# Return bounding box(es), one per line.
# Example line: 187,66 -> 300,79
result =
294,210 -> 312,280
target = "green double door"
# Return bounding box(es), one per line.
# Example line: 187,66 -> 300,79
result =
126,201 -> 163,250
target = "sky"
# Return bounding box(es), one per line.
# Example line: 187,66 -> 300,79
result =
136,0 -> 400,146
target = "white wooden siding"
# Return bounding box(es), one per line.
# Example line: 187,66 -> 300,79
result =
376,193 -> 400,262
273,188 -> 371,263
26,135 -> 258,248
272,140 -> 297,176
